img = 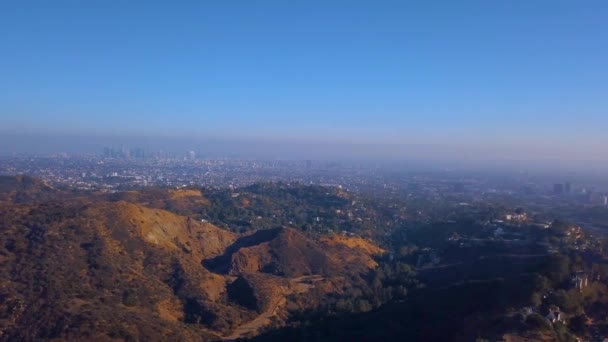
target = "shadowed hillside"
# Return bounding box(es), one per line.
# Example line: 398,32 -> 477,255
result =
203,227 -> 338,277
0,175 -> 60,203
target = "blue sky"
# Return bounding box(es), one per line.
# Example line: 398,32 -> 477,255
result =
1,1 -> 607,158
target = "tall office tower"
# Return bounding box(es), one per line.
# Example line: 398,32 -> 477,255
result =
565,182 -> 571,194
188,150 -> 196,161
134,147 -> 145,159
121,146 -> 130,158
553,183 -> 564,195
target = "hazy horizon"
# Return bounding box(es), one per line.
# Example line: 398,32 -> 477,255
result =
3,132 -> 608,171
1,1 -> 607,162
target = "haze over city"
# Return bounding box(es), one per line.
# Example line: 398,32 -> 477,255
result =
1,1 -> 607,163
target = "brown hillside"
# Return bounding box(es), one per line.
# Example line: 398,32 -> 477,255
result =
85,201 -> 235,260
0,175 -> 58,203
0,175 -> 53,192
106,187 -> 209,216
319,234 -> 384,255
0,178 -> 387,340
319,234 -> 385,268
0,200 -> 251,340
204,227 -> 340,277
227,273 -> 288,313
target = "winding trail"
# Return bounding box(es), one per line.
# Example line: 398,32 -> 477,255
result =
222,275 -> 325,341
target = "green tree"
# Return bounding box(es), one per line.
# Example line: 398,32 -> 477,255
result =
530,292 -> 542,307
335,299 -> 354,313
355,299 -> 373,313
122,289 -> 138,307
544,254 -> 571,285
552,290 -> 583,314
525,313 -> 552,331
568,314 -> 586,335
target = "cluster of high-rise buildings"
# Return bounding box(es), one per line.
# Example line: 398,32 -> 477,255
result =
553,181 -> 608,206
552,182 -> 571,195
102,147 -> 198,161
102,146 -> 147,159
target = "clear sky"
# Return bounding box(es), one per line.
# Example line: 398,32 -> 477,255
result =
1,1 -> 607,160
